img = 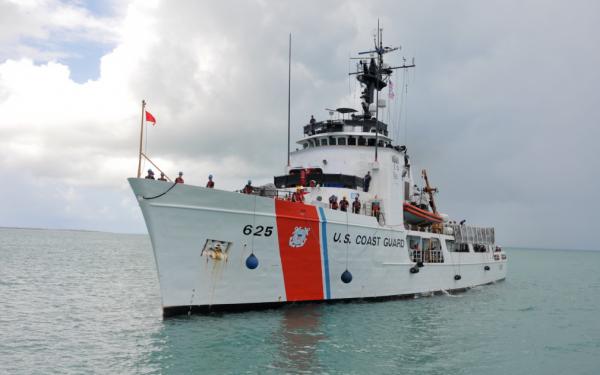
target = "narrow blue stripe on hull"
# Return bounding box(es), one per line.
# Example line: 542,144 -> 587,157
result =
318,207 -> 331,300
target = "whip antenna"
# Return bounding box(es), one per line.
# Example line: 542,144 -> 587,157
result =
287,33 -> 292,167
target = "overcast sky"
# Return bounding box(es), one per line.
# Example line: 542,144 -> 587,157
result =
1,0 -> 598,250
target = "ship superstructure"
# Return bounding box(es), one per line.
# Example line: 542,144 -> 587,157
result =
129,28 -> 507,317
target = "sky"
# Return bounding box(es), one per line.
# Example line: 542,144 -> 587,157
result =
0,0 -> 599,250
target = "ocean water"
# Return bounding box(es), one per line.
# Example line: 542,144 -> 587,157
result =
1,228 -> 599,375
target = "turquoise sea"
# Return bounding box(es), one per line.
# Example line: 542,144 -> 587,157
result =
1,228 -> 599,374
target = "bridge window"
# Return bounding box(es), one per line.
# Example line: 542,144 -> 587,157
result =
368,138 -> 375,146
445,240 -> 456,252
457,243 -> 470,252
321,138 -> 328,146
358,136 -> 366,146
338,137 -> 346,145
303,143 -> 309,149
329,137 -> 336,145
348,136 -> 356,146
473,244 -> 487,253
407,235 -> 422,262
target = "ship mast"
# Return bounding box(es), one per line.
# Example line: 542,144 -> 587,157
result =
349,23 -> 415,161
374,23 -> 381,161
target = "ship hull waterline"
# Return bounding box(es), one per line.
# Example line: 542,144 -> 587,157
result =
129,178 -> 507,317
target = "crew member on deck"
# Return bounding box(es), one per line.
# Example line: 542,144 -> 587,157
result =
292,186 -> 305,203
145,169 -> 155,179
158,172 -> 167,181
340,196 -> 349,212
363,171 -> 371,192
175,172 -> 184,184
243,180 -> 253,194
309,115 -> 316,134
371,199 -> 381,220
352,196 -> 361,214
329,195 -> 338,210
206,174 -> 214,188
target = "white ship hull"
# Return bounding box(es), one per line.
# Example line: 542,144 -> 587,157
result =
129,178 -> 507,317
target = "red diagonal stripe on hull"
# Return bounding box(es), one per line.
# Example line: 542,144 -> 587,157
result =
275,200 -> 324,301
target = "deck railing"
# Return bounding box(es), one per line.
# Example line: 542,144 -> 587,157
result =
241,187 -> 385,224
409,249 -> 444,263
449,224 -> 495,245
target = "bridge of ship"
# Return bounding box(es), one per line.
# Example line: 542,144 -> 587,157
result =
299,117 -> 405,150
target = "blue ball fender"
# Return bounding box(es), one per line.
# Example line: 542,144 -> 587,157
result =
341,269 -> 353,284
246,253 -> 259,270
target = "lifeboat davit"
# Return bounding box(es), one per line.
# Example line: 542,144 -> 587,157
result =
403,202 -> 443,226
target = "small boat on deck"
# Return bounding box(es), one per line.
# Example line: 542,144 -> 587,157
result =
403,202 -> 443,226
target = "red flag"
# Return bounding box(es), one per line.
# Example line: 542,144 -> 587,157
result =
145,110 -> 156,125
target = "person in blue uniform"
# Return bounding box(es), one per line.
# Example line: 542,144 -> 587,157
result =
363,171 -> 371,192
352,196 -> 361,214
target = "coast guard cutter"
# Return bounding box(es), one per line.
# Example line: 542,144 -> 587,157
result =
129,28 -> 507,317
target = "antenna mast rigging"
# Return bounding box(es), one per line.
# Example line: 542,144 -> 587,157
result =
349,22 -> 415,161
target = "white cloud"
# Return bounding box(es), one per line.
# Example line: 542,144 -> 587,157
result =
0,0 -> 122,63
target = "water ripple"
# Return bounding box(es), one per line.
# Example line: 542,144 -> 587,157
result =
1,230 -> 600,374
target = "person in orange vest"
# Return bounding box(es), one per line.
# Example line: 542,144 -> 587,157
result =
242,180 -> 253,194
145,169 -> 155,179
175,171 -> 184,184
292,186 -> 305,203
206,174 -> 214,188
158,172 -> 167,181
371,199 -> 381,220
352,196 -> 361,214
339,196 -> 349,212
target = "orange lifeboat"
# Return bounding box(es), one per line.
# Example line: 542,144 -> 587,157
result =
403,202 -> 443,226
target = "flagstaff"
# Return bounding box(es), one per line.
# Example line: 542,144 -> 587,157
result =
136,100 -> 146,178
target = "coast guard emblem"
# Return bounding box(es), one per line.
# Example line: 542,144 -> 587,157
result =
289,227 -> 310,248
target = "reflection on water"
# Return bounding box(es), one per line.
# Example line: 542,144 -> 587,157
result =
145,299 -> 458,374
147,305 -> 327,374
270,305 -> 326,373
